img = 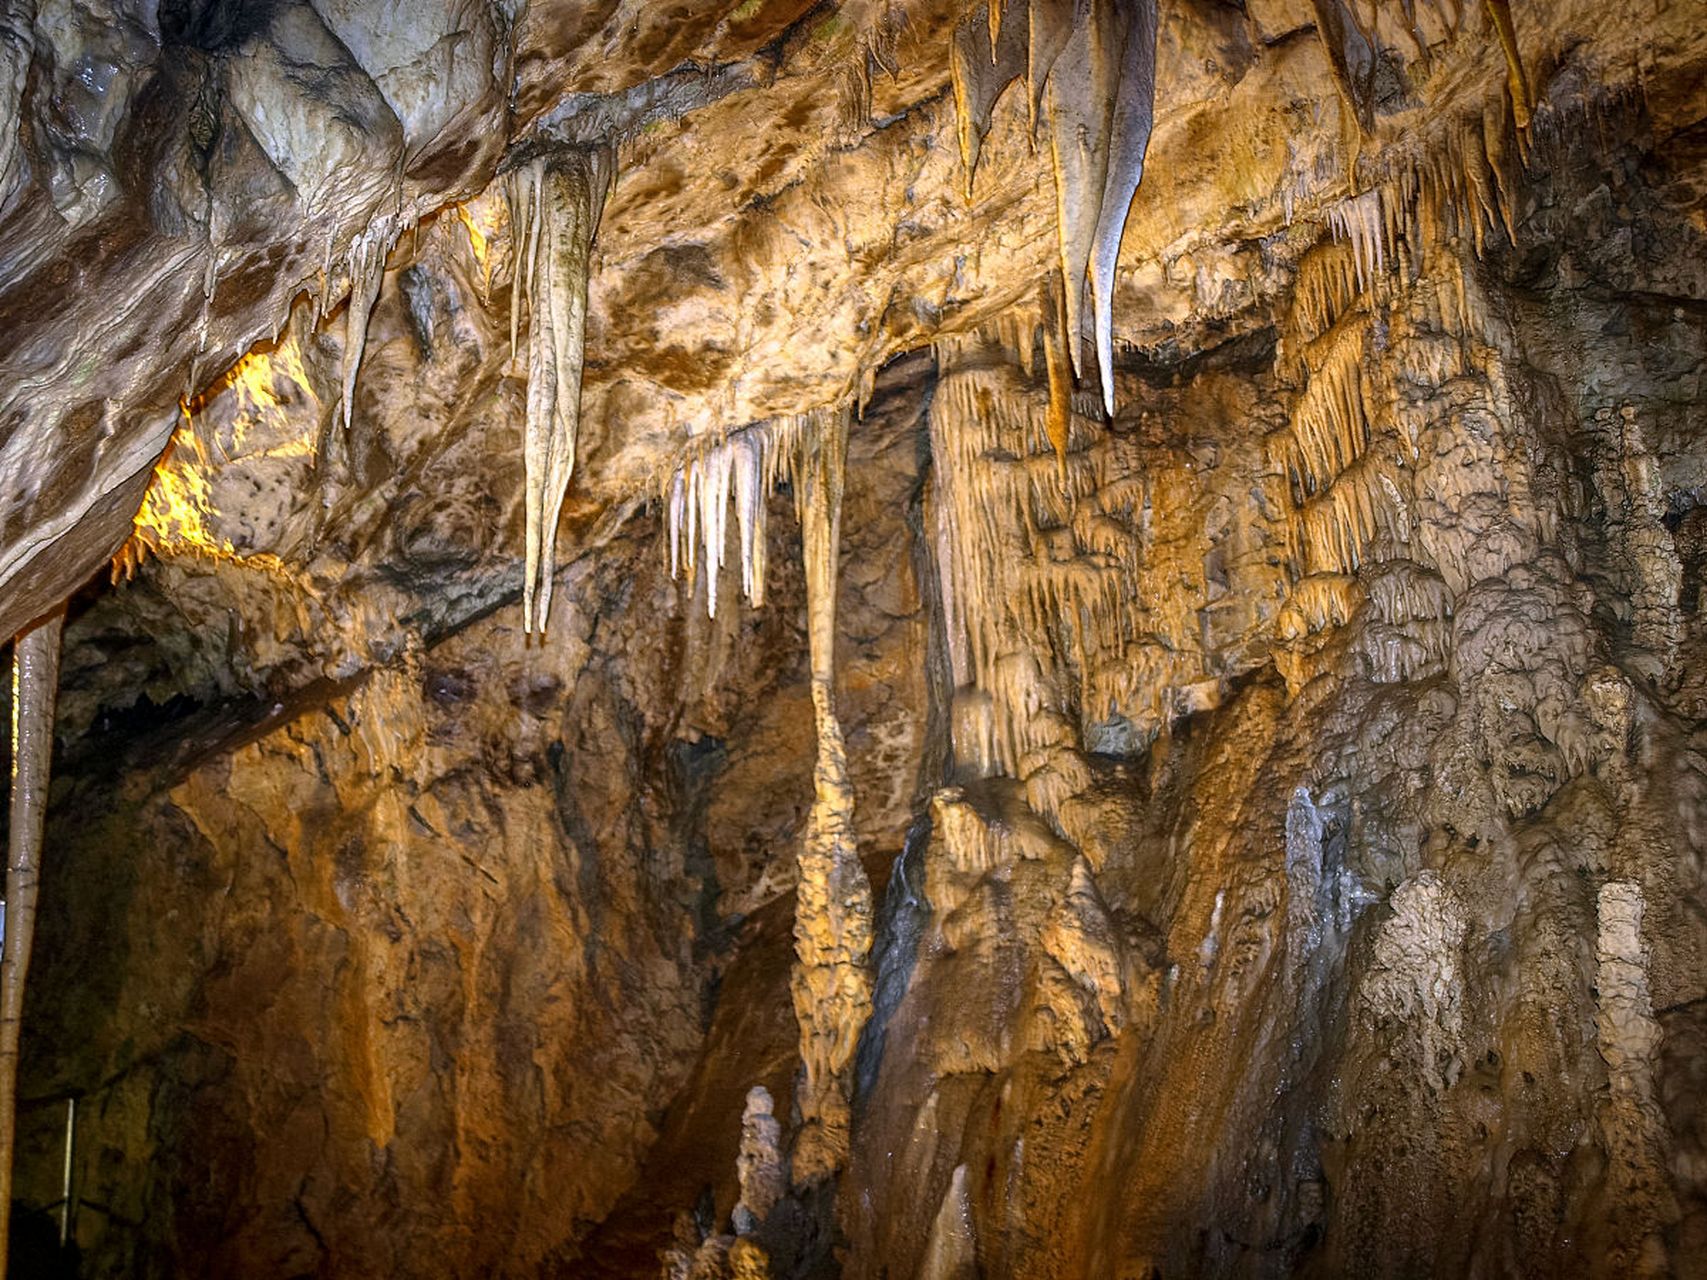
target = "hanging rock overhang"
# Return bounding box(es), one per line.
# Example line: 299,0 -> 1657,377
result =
0,0 -> 1702,645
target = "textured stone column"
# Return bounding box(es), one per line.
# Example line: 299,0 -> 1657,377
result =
789,405 -> 874,1185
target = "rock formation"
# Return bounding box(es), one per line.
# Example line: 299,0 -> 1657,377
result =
0,0 -> 1704,1277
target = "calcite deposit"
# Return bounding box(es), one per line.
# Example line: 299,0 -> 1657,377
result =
0,0 -> 1705,1277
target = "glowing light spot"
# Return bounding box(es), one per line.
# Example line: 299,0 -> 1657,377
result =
115,345 -> 318,584
455,203 -> 491,271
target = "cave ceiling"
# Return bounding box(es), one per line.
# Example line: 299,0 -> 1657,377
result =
1,0 -> 1699,648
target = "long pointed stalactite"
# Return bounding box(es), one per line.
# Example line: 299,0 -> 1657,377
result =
1484,0 -> 1534,130
952,0 -> 1159,418
1311,0 -> 1381,135
951,0 -> 1028,200
0,610 -> 63,1276
506,146 -> 613,634
789,405 -> 875,1187
1085,0 -> 1157,417
338,219 -> 399,434
663,418 -> 800,618
1041,269 -> 1074,477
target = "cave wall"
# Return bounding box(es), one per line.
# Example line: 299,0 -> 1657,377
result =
2,0 -> 1706,1278
837,105 -> 1707,1279
19,344 -> 937,1277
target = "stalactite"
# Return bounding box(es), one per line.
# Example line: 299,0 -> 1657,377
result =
836,53 -> 874,146
1311,0 -> 1380,135
1327,189 -> 1386,295
0,610 -> 64,1278
928,337 -> 1136,795
663,420 -> 798,619
951,0 -> 1028,198
1085,0 -> 1158,418
1483,0 -> 1532,131
1042,269 -> 1073,479
696,440 -> 732,620
1043,14 -> 1106,384
731,432 -> 766,609
1026,0 -> 1075,131
1353,562 -> 1453,683
1277,573 -> 1361,641
1326,90 -> 1539,306
789,404 -> 874,1186
505,146 -> 613,634
1290,242 -> 1363,349
1482,102 -> 1519,244
1288,457 -> 1399,577
1289,317 -> 1371,495
339,218 -> 395,434
949,0 -> 1156,415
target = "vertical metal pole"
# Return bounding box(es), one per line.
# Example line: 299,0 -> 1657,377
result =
58,1095 -> 74,1248
0,612 -> 66,1277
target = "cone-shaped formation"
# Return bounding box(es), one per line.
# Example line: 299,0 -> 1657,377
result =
1311,0 -> 1380,134
339,218 -> 398,433
951,0 -> 1028,200
506,147 -> 613,633
1084,0 -> 1158,418
1484,0 -> 1533,130
1309,0 -> 1532,141
949,0 -> 1159,418
789,404 -> 874,1186
663,419 -> 802,619
1042,269 -> 1074,477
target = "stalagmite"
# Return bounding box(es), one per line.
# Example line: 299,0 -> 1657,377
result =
789,405 -> 874,1185
505,146 -> 613,633
0,610 -> 64,1277
3,0 -> 1707,1274
918,1164 -> 979,1280
1594,881 -> 1674,1272
732,1085 -> 785,1234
